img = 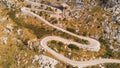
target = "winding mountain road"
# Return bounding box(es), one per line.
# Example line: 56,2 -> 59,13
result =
25,0 -> 62,14
21,7 -> 100,51
21,1 -> 120,67
41,36 -> 120,68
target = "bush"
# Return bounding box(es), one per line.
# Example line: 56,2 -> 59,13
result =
68,44 -> 79,50
99,37 -> 106,44
66,28 -> 75,33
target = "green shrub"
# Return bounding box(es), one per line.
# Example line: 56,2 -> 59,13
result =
68,44 -> 79,50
